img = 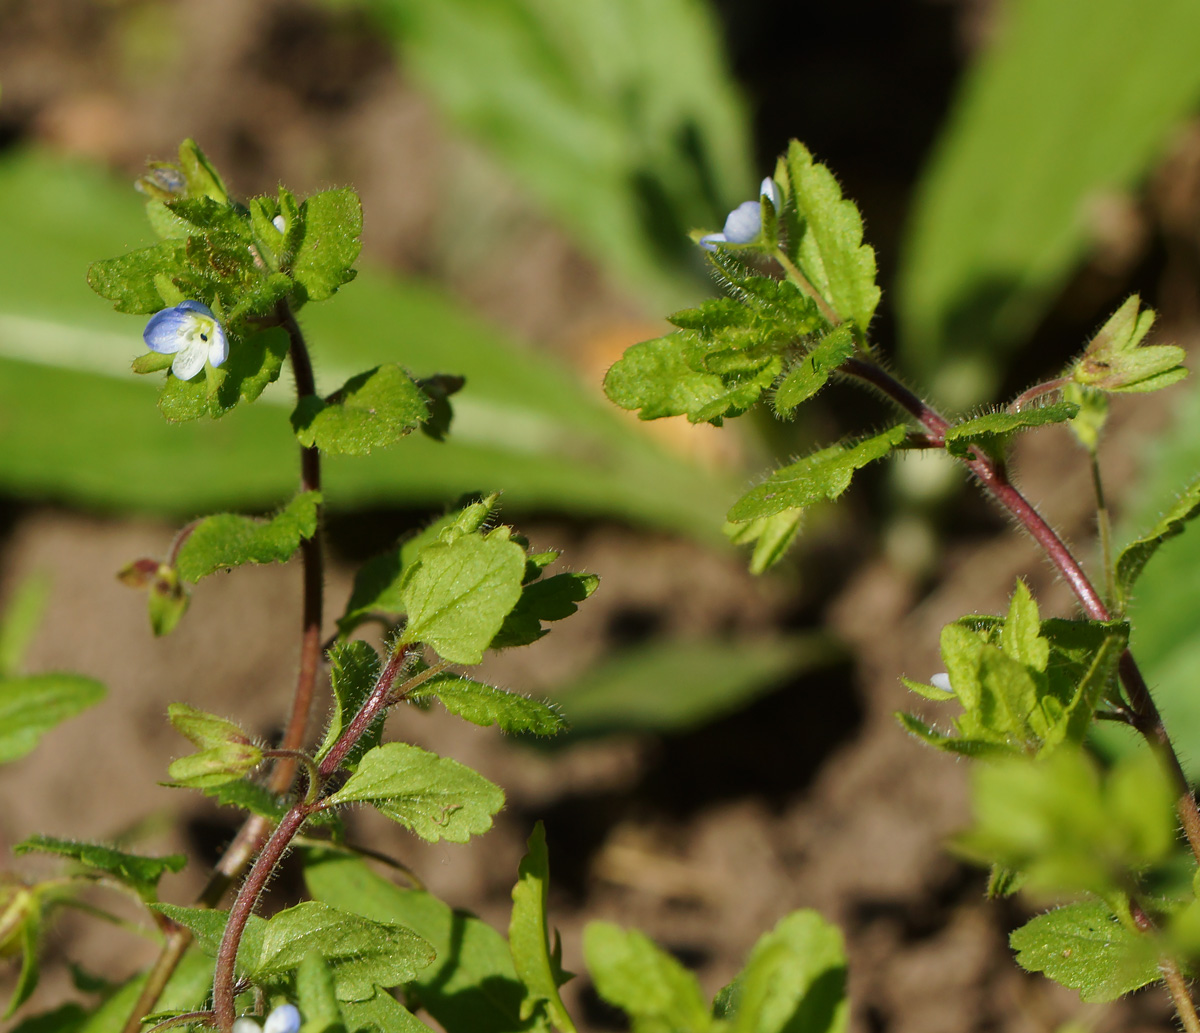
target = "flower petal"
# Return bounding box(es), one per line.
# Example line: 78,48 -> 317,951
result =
930,673 -> 952,692
231,1020 -> 261,1033
171,339 -> 209,381
722,201 -> 762,244
206,320 -> 229,368
143,308 -> 189,355
263,1005 -> 302,1033
760,177 -> 782,212
699,232 -> 727,252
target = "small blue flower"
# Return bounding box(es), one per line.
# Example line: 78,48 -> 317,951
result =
700,178 -> 783,251
930,673 -> 952,692
143,300 -> 228,381
232,1004 -> 302,1033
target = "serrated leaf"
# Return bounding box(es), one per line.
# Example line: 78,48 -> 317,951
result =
410,676 -> 566,736
290,188 -> 363,303
13,836 -> 184,901
255,901 -> 436,1001
999,581 -> 1049,671
1010,899 -> 1161,1002
399,527 -> 526,664
164,197 -> 251,240
667,277 -> 824,355
894,712 -> 1014,760
604,333 -> 779,425
772,326 -> 855,416
942,402 -> 1079,458
151,903 -> 263,972
193,778 -> 288,821
327,743 -> 505,843
157,326 -> 290,423
509,823 -> 576,1033
0,574 -> 49,677
957,749 -> 1175,899
899,676 -> 956,702
728,425 -> 907,522
292,365 -> 429,456
775,140 -> 879,332
1113,475 -> 1200,613
87,241 -> 188,314
583,922 -> 709,1033
725,911 -> 847,1033
175,491 -> 321,583
315,641 -> 384,769
724,508 -> 804,574
0,674 -> 105,765
491,572 -> 599,649
303,848 -> 545,1033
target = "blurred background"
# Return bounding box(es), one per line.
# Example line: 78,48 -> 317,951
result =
4,0 -> 1200,1030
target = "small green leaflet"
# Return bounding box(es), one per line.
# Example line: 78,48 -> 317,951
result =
153,900 -> 435,1000
956,749 -> 1175,899
722,910 -> 848,1033
0,674 -> 105,765
603,333 -> 780,425
728,425 -> 908,522
1073,295 -> 1187,394
175,491 -> 320,583
192,778 -> 287,821
398,526 -> 527,664
289,188 -> 363,304
725,508 -> 804,575
291,364 -> 430,456
315,641 -> 384,769
340,987 -> 433,1033
166,703 -> 262,788
1112,474 -> 1200,613
1010,899 -> 1161,1002
409,675 -> 566,736
583,922 -> 710,1033
509,823 -> 576,1033
772,326 -> 855,416
491,572 -> 599,649
326,742 -> 505,843
157,327 -> 290,423
13,836 -> 185,901
942,401 -> 1079,459
774,139 -> 880,333
303,848 -> 548,1033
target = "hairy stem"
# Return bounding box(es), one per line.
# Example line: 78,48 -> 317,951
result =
1130,899 -> 1200,1033
121,302 -> 325,1033
211,645 -> 412,1030
842,356 -> 1200,864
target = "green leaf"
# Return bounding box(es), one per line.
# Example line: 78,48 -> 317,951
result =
315,641 -> 384,770
303,848 -> 546,1033
166,702 -> 262,788
87,241 -> 188,314
491,572 -> 599,649
326,742 -> 505,843
724,911 -> 848,1033
295,953 -> 345,1033
724,508 -> 804,575
193,778 -> 288,821
7,1004 -> 87,1033
1113,475 -> 1200,613
175,491 -> 321,583
13,836 -> 185,901
0,574 -> 50,677
292,365 -> 429,456
1010,899 -> 1161,1002
150,903 -> 261,968
604,333 -> 781,426
4,890 -> 40,1017
289,188 -> 363,303
942,401 -> 1079,458
0,674 -> 105,765
1073,295 -> 1187,394
409,675 -> 567,736
340,987 -> 432,1033
583,922 -> 709,1033
772,326 -> 856,416
509,823 -> 576,1033
775,140 -> 880,333
897,0 -> 1200,397
399,526 -> 527,664
368,0 -> 753,309
69,946 -> 211,1033
254,901 -> 436,1001
157,327 -> 292,423
552,634 -> 836,737
727,425 -> 908,523
957,749 -> 1175,899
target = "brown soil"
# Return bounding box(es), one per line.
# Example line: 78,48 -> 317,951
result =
2,3 -> 1198,1032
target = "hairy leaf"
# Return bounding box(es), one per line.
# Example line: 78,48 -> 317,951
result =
166,703 -> 262,788
290,188 -> 363,303
724,508 -> 804,575
292,365 -> 429,456
491,572 -> 599,649
772,326 -> 855,416
316,641 -> 384,769
410,675 -> 567,736
13,836 -> 184,901
175,491 -> 320,583
157,327 -> 290,423
327,743 -> 505,843
1113,474 -> 1200,613
1074,295 -> 1187,394
942,401 -> 1079,458
0,674 -> 105,765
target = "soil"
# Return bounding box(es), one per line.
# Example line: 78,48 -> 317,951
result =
2,2 -> 1199,1032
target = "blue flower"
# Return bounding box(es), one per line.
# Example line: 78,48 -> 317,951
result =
232,1004 -> 302,1033
700,178 -> 783,251
143,300 -> 228,381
